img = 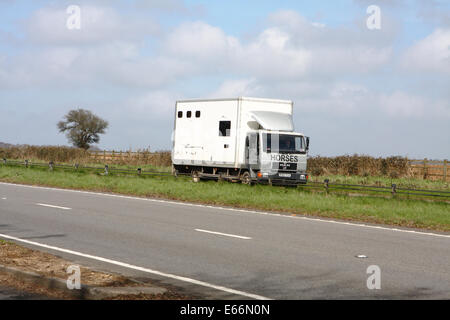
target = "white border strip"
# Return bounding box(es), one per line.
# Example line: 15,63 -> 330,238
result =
1,181 -> 449,240
0,232 -> 270,300
195,229 -> 252,240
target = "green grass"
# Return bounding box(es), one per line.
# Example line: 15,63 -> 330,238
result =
1,165 -> 449,232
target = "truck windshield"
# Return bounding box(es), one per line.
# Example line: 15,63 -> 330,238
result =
262,133 -> 305,154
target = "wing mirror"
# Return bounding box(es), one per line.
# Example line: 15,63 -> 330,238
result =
305,136 -> 310,152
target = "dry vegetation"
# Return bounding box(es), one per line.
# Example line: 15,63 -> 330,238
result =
0,145 -> 172,167
0,145 -> 90,163
308,155 -> 411,178
90,149 -> 172,167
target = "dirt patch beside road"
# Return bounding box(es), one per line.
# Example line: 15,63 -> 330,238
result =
0,240 -> 193,300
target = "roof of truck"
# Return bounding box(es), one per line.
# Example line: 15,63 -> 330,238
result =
176,97 -> 293,104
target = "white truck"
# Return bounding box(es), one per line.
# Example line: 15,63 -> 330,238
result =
171,97 -> 309,186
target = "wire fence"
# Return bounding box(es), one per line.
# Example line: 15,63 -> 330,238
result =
1,158 -> 176,177
1,158 -> 450,199
299,180 -> 450,198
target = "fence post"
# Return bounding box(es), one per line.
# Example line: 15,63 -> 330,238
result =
324,179 -> 329,194
444,160 -> 447,182
25,159 -> 29,168
75,164 -> 79,170
423,158 -> 427,179
104,165 -> 109,175
2,158 -> 6,164
49,161 -> 54,171
137,168 -> 142,175
391,183 -> 397,197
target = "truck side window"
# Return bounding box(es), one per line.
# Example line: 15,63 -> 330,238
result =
187,111 -> 192,118
177,111 -> 183,118
219,121 -> 231,136
257,134 -> 260,155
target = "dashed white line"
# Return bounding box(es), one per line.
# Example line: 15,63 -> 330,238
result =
0,232 -> 270,300
1,197 -> 6,200
36,203 -> 71,210
195,229 -> 252,240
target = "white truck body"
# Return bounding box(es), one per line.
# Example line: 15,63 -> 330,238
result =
172,97 -> 309,185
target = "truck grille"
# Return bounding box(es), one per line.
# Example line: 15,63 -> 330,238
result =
273,162 -> 297,171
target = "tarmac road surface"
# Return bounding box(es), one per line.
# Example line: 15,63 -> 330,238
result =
0,182 -> 449,299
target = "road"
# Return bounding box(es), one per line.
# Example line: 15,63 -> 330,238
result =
0,182 -> 449,299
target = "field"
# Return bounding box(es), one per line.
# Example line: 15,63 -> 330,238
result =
0,164 -> 449,232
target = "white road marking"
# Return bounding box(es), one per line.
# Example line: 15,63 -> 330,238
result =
36,203 -> 71,210
0,182 -> 449,240
195,229 -> 252,240
0,232 -> 270,300
1,197 -> 6,200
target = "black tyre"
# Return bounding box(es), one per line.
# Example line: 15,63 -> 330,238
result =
241,171 -> 253,185
192,171 -> 200,183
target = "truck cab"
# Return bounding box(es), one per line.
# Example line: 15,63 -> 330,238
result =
246,130 -> 309,185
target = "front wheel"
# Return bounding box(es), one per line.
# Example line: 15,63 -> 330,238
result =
240,171 -> 253,185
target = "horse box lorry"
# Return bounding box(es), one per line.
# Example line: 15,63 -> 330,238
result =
171,97 -> 309,185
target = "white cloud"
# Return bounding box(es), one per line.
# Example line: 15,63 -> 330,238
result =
207,78 -> 262,98
162,12 -> 392,82
1,8 -> 395,90
379,91 -> 450,118
402,28 -> 450,73
1,5 -> 446,123
26,5 -> 159,45
290,82 -> 372,115
164,21 -> 239,63
124,90 -> 177,119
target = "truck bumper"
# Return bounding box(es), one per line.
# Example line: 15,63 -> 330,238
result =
257,172 -> 308,186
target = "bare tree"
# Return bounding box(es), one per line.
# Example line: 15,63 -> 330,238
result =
57,109 -> 108,149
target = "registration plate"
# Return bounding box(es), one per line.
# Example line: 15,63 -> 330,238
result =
279,173 -> 291,178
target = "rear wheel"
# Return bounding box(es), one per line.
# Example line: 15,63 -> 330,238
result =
192,171 -> 200,183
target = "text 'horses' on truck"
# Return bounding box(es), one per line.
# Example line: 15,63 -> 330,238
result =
171,97 -> 309,186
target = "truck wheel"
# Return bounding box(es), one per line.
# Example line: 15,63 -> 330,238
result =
192,171 -> 200,183
241,172 -> 253,185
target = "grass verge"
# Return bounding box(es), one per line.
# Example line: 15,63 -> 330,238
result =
0,165 -> 449,232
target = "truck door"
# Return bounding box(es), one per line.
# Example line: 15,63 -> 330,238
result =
215,120 -> 235,165
246,133 -> 259,169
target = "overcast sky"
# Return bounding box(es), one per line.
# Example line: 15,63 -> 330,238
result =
0,0 -> 449,159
